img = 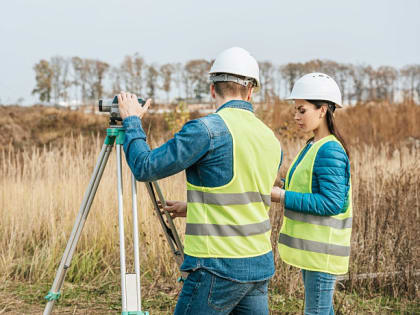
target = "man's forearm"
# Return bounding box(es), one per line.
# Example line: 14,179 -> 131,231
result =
122,116 -> 212,182
122,116 -> 156,181
123,116 -> 183,182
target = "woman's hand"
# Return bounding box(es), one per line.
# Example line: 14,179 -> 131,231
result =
271,186 -> 285,204
159,200 -> 187,219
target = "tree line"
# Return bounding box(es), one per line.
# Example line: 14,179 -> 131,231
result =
32,54 -> 420,105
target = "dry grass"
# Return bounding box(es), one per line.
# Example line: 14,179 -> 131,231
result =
0,102 -> 419,313
0,135 -> 186,285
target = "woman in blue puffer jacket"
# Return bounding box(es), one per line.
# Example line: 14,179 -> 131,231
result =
271,73 -> 352,315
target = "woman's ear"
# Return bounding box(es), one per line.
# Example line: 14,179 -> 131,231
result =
320,105 -> 328,118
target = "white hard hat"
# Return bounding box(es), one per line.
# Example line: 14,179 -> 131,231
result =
209,47 -> 260,92
287,72 -> 343,107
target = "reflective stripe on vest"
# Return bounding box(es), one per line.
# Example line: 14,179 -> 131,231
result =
187,190 -> 271,207
284,209 -> 352,229
184,107 -> 281,258
278,135 -> 352,275
186,219 -> 271,237
279,233 -> 350,257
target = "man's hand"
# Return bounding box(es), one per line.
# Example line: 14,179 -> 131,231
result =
159,200 -> 187,219
117,91 -> 151,120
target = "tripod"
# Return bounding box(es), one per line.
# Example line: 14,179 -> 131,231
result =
43,125 -> 185,315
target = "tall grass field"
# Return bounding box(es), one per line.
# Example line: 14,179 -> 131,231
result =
0,102 -> 419,314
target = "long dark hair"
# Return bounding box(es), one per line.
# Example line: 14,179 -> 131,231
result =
306,100 -> 350,158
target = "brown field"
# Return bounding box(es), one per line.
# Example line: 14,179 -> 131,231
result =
0,101 -> 419,314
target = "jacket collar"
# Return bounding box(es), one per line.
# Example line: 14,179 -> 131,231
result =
216,100 -> 254,113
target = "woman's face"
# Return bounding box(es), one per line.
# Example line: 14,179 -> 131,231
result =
293,99 -> 324,133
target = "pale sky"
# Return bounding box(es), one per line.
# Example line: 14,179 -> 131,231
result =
0,0 -> 418,105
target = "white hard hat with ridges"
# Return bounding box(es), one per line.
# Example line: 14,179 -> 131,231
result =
209,47 -> 260,91
287,72 -> 343,107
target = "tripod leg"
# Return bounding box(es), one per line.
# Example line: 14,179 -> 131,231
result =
144,182 -> 187,280
43,143 -> 113,315
151,182 -> 188,281
153,182 -> 184,258
116,144 -> 128,312
131,174 -> 142,310
116,144 -> 148,314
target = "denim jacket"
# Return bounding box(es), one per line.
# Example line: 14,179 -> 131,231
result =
123,100 -> 282,282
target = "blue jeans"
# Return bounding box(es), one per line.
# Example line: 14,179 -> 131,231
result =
302,270 -> 336,315
174,269 -> 269,315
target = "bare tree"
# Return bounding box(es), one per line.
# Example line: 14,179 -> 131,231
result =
303,59 -> 325,73
400,65 -> 420,103
146,64 -> 159,99
50,56 -> 70,104
184,59 -> 211,102
32,59 -> 53,103
258,61 -> 275,102
160,63 -> 174,103
363,66 -> 377,101
318,60 -> 340,77
71,56 -> 88,104
70,58 -> 109,104
120,53 -> 145,94
279,62 -> 306,93
274,65 -> 285,98
348,65 -> 368,103
182,65 -> 192,101
375,66 -> 398,103
110,66 -> 122,96
172,62 -> 184,100
91,60 -> 110,100
335,64 -> 352,105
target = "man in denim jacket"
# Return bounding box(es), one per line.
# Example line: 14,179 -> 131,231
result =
118,47 -> 282,315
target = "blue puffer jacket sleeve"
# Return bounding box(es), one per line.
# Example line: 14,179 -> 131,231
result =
284,141 -> 350,216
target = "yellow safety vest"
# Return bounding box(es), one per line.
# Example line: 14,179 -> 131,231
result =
184,107 -> 281,258
278,135 -> 352,274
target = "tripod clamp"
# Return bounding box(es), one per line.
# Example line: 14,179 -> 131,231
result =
44,291 -> 61,301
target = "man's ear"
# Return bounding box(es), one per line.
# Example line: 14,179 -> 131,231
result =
210,84 -> 216,99
246,86 -> 253,101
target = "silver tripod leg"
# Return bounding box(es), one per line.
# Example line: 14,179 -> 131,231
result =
43,143 -> 113,315
131,174 -> 142,310
117,144 -> 146,314
116,144 -> 128,312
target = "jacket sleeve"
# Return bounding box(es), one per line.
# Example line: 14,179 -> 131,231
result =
123,115 -> 211,182
284,141 -> 350,216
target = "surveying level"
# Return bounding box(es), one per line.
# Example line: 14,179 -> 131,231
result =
43,111 -> 185,314
98,96 -> 145,125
